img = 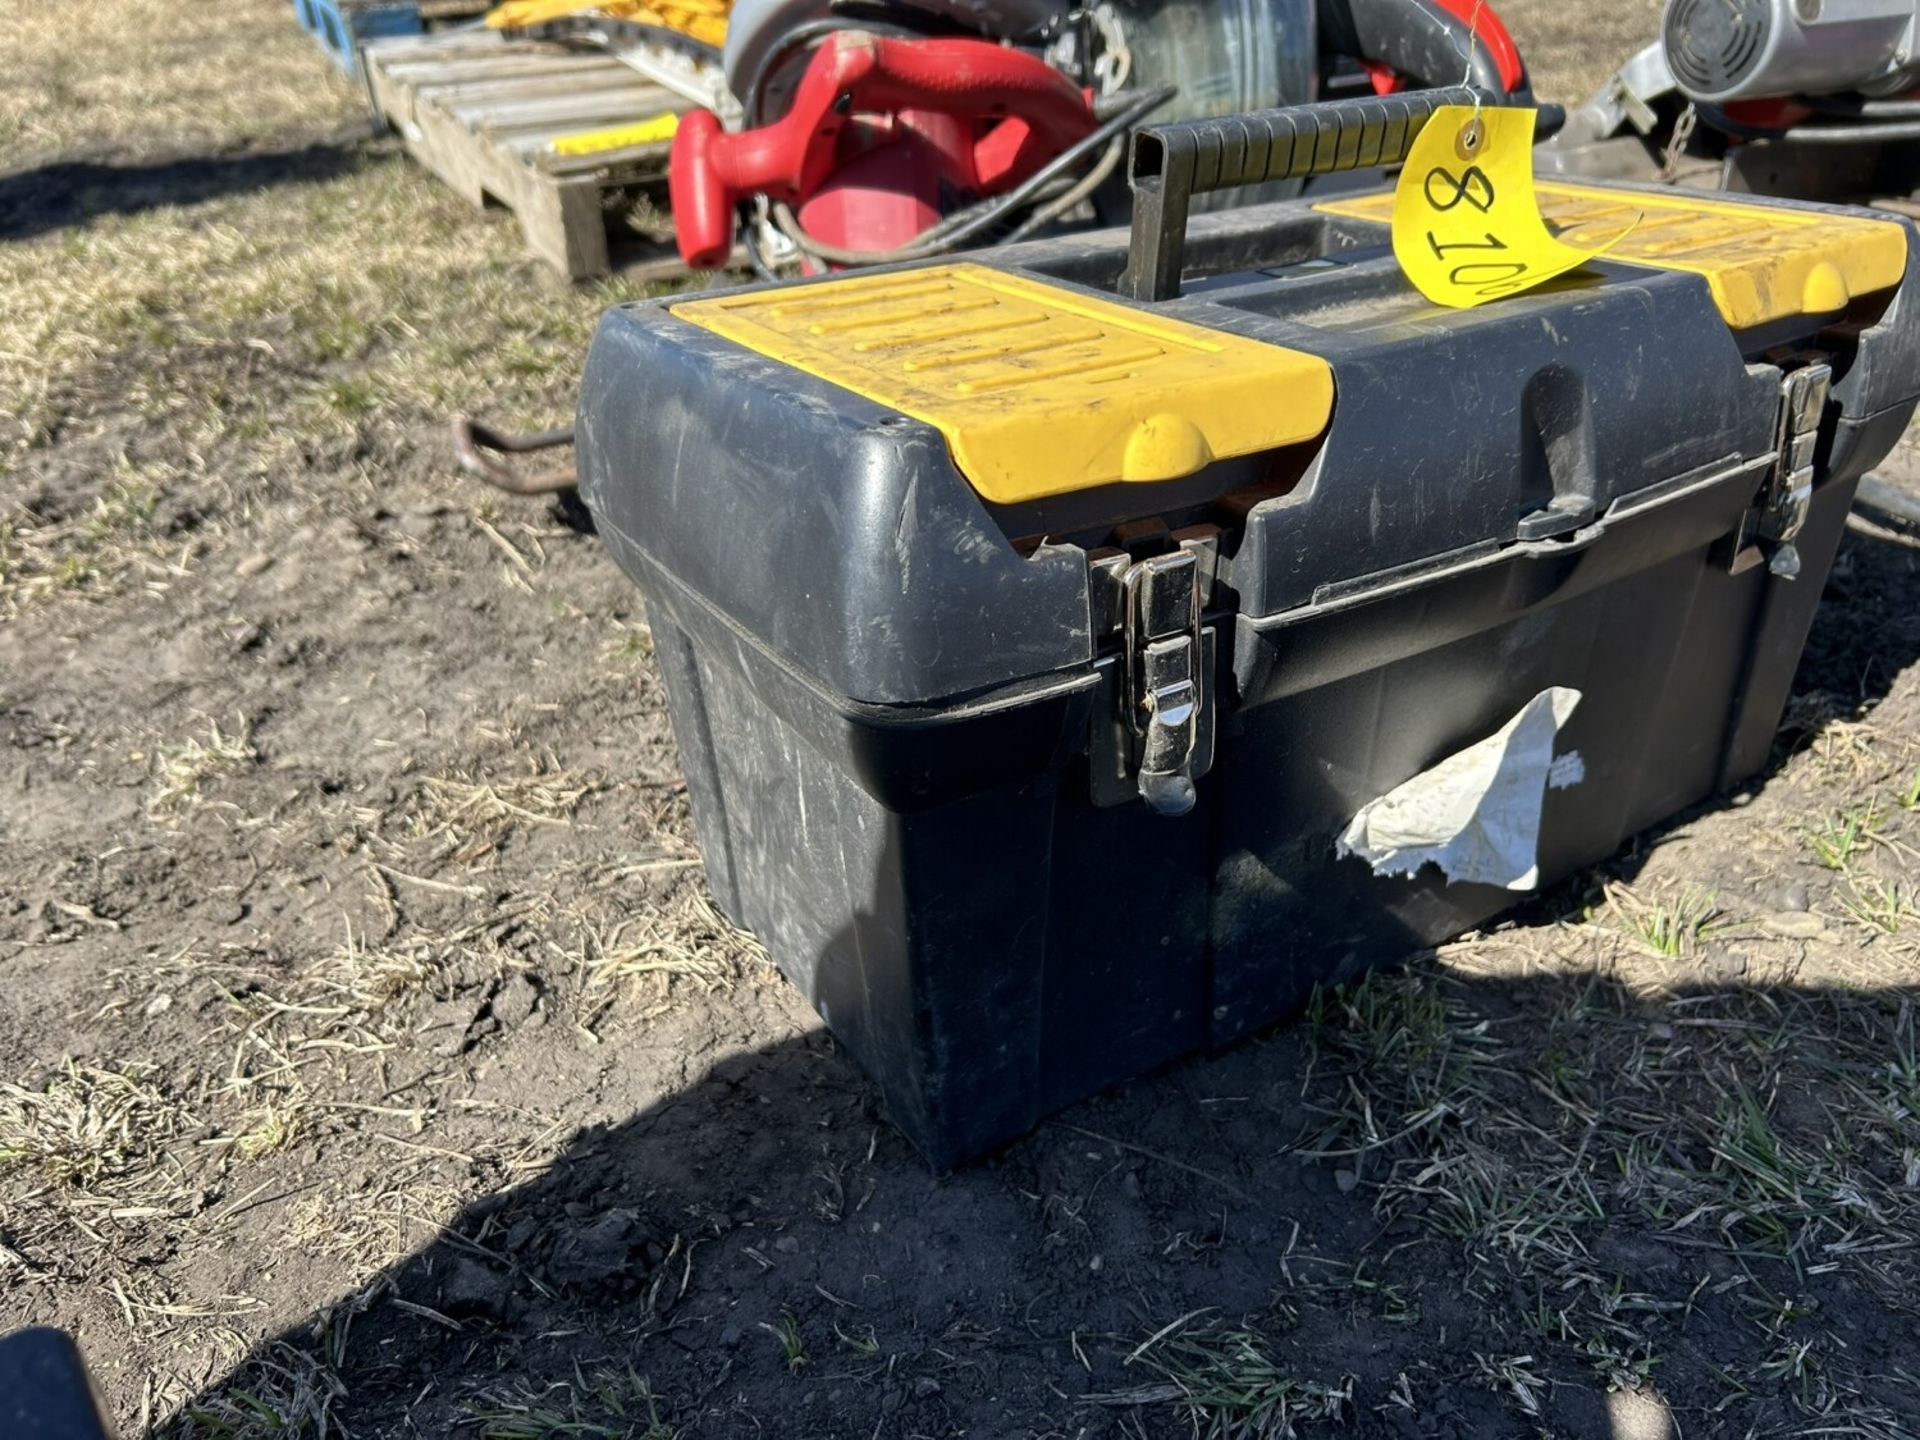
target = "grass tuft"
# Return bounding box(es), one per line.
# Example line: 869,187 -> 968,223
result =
1099,1317 -> 1351,1438
1603,882 -> 1726,958
0,1060 -> 189,1197
170,1343 -> 346,1439
148,719 -> 257,819
308,929 -> 441,1015
579,890 -> 756,993
468,1365 -> 675,1440
1898,767 -> 1920,811
1841,876 -> 1911,936
759,1311 -> 807,1375
412,764 -> 592,865
1807,805 -> 1884,872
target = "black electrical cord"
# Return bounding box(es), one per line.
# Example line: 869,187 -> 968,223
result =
772,84 -> 1176,266
996,134 -> 1125,245
743,216 -> 784,281
740,15 -> 929,126
774,86 -> 1173,263
740,2 -> 1068,123
1856,475 -> 1920,533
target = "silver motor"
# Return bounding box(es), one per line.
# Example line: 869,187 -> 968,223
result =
1663,0 -> 1920,103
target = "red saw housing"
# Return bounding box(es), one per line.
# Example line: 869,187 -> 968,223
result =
670,31 -> 1098,268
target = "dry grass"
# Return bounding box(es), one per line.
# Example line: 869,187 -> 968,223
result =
1097,1318 -> 1353,1438
166,1340 -> 349,1440
1296,961 -> 1920,1430
0,156 -> 652,464
147,719 -> 259,820
0,0 -> 341,162
286,1174 -> 468,1269
1494,0 -> 1665,102
0,0 -> 669,630
306,930 -> 441,1013
414,765 -> 594,862
0,462 -> 179,616
568,889 -> 766,1035
77,924 -> 483,1224
578,890 -> 760,991
467,1364 -> 677,1440
0,1061 -> 191,1197
0,1061 -> 202,1264
192,932 -> 463,1109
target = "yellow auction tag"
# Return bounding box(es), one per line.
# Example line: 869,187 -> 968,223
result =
1393,105 -> 1632,308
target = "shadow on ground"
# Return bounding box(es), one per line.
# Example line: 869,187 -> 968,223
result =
157,517 -> 1920,1439
164,970 -> 1920,1439
0,130 -> 372,241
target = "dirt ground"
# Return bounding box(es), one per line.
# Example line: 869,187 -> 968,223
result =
6,2 -> 1920,1437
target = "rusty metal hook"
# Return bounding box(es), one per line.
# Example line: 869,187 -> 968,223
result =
450,415 -> 577,495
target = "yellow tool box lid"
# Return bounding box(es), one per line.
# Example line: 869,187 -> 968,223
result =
671,263 -> 1336,505
1317,182 -> 1908,330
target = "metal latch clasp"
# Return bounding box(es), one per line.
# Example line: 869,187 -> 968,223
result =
1758,362 -> 1832,580
1124,551 -> 1204,816
1088,530 -> 1217,816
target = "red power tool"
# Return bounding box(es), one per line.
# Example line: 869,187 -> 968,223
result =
657,0 -> 1525,272
673,31 -> 1100,268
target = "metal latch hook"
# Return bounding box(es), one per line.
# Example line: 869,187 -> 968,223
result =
1122,550 -> 1204,816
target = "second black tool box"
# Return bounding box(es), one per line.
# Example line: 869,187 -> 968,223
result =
577,90 -> 1920,1169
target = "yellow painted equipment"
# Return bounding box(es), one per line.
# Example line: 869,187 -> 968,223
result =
549,110 -> 682,156
486,0 -> 729,48
1316,182 -> 1909,331
672,263 -> 1336,504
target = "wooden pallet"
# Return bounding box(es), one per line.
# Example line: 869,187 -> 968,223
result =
293,0 -> 490,77
362,28 -> 709,280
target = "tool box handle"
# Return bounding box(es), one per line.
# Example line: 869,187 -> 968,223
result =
1120,86 -> 1484,303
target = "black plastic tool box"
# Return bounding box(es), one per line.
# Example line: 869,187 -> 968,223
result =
578,89 -> 1920,1169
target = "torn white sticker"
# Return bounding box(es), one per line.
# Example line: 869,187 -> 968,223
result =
1336,687 -> 1582,891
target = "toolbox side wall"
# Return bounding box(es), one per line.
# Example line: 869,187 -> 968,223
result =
1715,475 -> 1860,787
652,602 -> 1223,1167
652,604 -> 1065,1167
1209,476 -> 1859,1043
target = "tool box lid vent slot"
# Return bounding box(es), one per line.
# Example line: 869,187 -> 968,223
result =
669,263 -> 1335,506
